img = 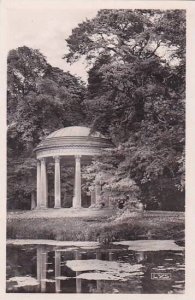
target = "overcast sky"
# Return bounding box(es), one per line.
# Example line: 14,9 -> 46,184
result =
7,8 -> 98,81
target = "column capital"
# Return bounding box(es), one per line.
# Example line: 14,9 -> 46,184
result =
40,157 -> 47,209
40,157 -> 46,163
54,156 -> 60,163
36,160 -> 41,209
73,154 -> 82,208
89,185 -> 95,192
75,155 -> 81,161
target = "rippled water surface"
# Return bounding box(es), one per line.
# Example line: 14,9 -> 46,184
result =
6,240 -> 185,294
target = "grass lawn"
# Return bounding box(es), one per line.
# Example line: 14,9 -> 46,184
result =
7,209 -> 184,242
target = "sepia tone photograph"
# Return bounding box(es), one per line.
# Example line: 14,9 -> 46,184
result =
4,0 -> 187,295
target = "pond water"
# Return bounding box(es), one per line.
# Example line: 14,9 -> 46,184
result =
6,239 -> 185,294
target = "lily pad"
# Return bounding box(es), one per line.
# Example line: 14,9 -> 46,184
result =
112,240 -> 184,251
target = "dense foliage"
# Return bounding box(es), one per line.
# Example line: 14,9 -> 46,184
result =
65,9 -> 185,210
7,9 -> 185,211
7,46 -> 86,208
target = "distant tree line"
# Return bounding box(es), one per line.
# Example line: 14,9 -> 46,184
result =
7,9 -> 185,211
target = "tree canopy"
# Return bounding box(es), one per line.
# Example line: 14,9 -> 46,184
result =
64,9 -> 185,210
7,46 -> 86,208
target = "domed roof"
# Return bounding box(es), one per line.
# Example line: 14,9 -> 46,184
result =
34,126 -> 114,160
46,126 -> 106,139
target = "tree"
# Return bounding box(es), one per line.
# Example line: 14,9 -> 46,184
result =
7,46 -> 86,209
64,9 -> 185,210
82,148 -> 140,209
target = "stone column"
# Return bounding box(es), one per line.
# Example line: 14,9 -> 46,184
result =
36,160 -> 41,209
40,158 -> 47,209
55,250 -> 61,293
73,155 -> 82,208
95,183 -> 101,205
96,250 -> 102,260
37,246 -> 41,284
46,169 -> 48,206
96,280 -> 102,293
54,156 -> 61,208
41,250 -> 47,292
90,187 -> 96,207
37,246 -> 47,293
75,250 -> 82,293
108,251 -> 114,261
96,250 -> 102,293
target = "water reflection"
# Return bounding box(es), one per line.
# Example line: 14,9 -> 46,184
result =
37,246 -> 47,292
6,241 -> 184,294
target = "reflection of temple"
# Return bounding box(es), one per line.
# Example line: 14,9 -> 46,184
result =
7,243 -> 185,294
36,246 -> 119,293
37,246 -> 47,292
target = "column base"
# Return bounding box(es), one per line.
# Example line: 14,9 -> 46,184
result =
72,202 -> 82,209
72,196 -> 82,209
71,197 -> 82,208
54,206 -> 61,209
72,206 -> 82,209
35,206 -> 47,210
